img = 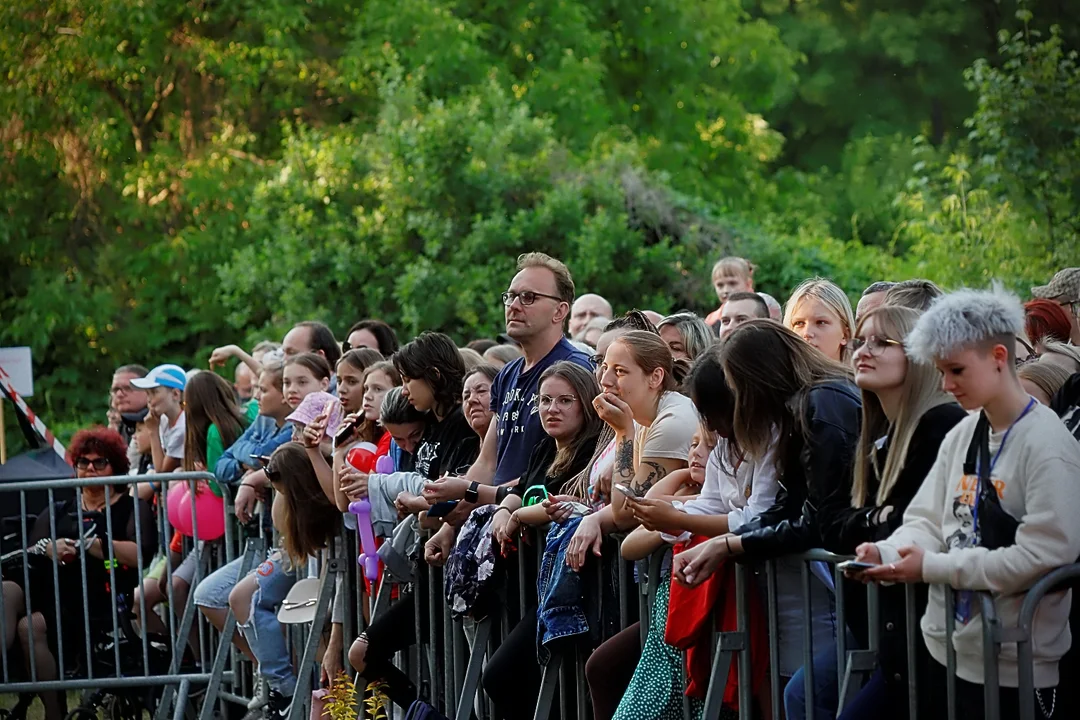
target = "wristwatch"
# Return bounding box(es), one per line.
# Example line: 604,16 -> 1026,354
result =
464,481 -> 480,504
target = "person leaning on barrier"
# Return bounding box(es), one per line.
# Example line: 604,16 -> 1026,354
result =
671,320 -> 861,720
851,287 -> 1080,720
816,306 -> 967,719
2,427 -> 156,720
344,332 -> 481,712
479,362 -> 603,718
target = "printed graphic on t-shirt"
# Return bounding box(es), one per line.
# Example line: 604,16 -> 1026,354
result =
415,441 -> 440,478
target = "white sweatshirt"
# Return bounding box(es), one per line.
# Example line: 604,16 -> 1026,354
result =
877,403 -> 1080,687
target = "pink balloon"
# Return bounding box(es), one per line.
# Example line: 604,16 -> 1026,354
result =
167,482 -> 189,533
190,485 -> 225,541
174,486 -> 194,536
171,482 -> 225,540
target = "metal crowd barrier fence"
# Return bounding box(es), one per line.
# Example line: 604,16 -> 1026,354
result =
5,470 -> 1077,720
0,472 -> 239,720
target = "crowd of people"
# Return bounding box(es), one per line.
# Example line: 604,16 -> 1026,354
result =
8,255 -> 1080,720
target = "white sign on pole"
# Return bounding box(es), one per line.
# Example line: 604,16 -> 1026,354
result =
0,347 -> 34,397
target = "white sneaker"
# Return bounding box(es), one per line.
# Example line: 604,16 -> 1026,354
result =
247,677 -> 267,711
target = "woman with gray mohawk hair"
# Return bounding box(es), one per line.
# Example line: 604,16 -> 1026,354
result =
848,287 -> 1080,719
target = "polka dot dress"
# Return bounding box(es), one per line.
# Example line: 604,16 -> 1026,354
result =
613,572 -> 704,720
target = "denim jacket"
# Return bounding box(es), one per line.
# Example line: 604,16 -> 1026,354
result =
214,415 -> 293,486
536,516 -> 598,664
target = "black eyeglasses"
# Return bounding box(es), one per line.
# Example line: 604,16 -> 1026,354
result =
75,457 -> 110,471
590,354 -> 604,368
501,290 -> 563,307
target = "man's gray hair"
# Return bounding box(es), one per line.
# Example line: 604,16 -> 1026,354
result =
906,287 -> 1024,364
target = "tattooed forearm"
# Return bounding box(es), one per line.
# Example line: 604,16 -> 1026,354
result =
634,461 -> 668,494
614,439 -> 635,482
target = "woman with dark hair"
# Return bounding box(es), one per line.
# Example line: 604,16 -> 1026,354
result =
673,320 -> 861,720
137,370 -> 249,644
224,442 -> 342,718
333,348 -> 384,450
2,428 -> 156,720
481,361 -> 604,716
345,333 -> 481,710
344,319 -> 400,357
462,364 -> 499,442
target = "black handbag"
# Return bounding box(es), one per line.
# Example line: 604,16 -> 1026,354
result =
962,412 -> 1020,551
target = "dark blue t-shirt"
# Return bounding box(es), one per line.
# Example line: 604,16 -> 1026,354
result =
489,338 -> 591,485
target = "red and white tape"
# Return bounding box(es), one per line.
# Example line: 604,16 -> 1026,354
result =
0,363 -> 67,461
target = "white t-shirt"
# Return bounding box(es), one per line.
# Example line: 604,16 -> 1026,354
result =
159,411 -> 186,461
633,391 -> 698,464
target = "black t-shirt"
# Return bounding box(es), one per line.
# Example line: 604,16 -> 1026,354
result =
512,428 -> 601,497
413,405 -> 481,481
28,493 -> 157,618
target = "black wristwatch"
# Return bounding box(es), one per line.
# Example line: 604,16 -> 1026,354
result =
464,481 -> 480,504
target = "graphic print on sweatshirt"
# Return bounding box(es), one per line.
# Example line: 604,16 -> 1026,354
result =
415,441 -> 441,478
947,473 -> 1005,550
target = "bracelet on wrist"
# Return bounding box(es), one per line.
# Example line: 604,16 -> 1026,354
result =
724,536 -> 732,553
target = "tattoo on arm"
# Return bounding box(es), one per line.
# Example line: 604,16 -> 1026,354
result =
615,439 -> 635,482
635,461 -> 668,494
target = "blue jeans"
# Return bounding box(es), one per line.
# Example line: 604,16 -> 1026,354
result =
193,555 -> 244,609
784,641 -> 840,720
838,667 -> 887,720
240,552 -> 297,696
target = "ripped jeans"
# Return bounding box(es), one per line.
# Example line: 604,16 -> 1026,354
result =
195,552 -> 297,696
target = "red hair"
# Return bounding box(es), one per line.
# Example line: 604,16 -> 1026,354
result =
68,427 -> 130,475
1024,299 -> 1072,347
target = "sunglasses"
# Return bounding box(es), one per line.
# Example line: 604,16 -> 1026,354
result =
75,457 -> 110,471
265,463 -> 282,484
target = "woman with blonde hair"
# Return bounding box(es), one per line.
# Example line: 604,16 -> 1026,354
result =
821,306 -> 967,719
784,277 -> 857,363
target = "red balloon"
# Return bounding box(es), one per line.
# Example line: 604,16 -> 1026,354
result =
346,442 -> 379,473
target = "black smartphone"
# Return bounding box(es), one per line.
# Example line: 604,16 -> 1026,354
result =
426,501 -> 459,518
334,417 -> 360,446
250,454 -> 272,468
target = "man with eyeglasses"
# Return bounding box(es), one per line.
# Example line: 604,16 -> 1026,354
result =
1032,268 -> 1080,345
107,364 -> 150,445
423,252 -> 591,511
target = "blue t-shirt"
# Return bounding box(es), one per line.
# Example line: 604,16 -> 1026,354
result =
489,338 -> 591,485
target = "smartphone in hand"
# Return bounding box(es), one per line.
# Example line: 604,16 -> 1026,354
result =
837,560 -> 878,574
613,483 -> 641,501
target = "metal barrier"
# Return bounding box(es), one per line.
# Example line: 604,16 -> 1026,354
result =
0,472 -> 238,720
3,469 -> 1077,720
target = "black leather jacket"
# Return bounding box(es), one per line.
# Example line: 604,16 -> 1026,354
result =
736,379 -> 861,559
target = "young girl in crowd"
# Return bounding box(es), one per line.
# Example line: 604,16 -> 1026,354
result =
229,442 -> 342,718
656,312 -> 714,362
347,332 -> 480,710
481,362 -> 604,716
672,320 -> 861,720
134,370 -> 248,650
704,256 -> 755,328
853,288 -> 1080,719
283,352 -> 332,408
816,306 -> 967,719
784,277 -> 857,363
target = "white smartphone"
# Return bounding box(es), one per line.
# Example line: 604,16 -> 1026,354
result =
613,483 -> 640,500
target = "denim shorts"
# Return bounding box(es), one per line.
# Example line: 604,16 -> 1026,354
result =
193,555 -> 246,609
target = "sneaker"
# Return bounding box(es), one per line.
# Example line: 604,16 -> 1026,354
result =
247,677 -> 266,711
264,689 -> 291,720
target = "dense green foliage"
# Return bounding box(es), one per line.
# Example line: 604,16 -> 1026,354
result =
1,0 -> 1078,446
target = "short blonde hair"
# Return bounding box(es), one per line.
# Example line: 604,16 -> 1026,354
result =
517,252 -> 575,304
711,256 -> 755,282
783,278 -> 857,362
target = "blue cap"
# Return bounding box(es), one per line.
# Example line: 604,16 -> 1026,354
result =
130,364 -> 187,391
